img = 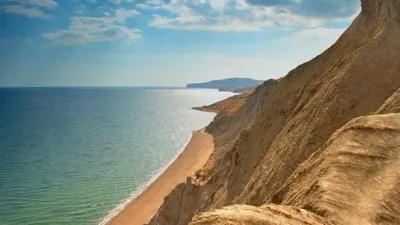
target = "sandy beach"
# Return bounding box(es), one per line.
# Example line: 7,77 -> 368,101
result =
105,129 -> 214,225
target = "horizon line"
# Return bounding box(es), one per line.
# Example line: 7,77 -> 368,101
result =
0,85 -> 188,89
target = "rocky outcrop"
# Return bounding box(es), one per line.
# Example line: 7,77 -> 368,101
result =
190,204 -> 326,225
271,112 -> 400,224
377,88 -> 400,114
149,0 -> 400,224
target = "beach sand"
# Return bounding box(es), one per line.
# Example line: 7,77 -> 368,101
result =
106,129 -> 214,225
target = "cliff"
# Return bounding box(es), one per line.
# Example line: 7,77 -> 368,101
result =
191,92 -> 400,225
149,0 -> 400,224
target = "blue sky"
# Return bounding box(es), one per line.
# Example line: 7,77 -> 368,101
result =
0,0 -> 360,87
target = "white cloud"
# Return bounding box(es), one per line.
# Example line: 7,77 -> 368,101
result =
1,0 -> 57,19
208,0 -> 228,10
136,0 -> 163,9
0,5 -> 51,19
149,14 -> 261,31
136,3 -> 152,9
75,4 -> 87,15
3,0 -> 58,8
147,4 -> 323,31
42,8 -> 142,45
138,0 -> 358,31
87,0 -> 135,3
247,0 -> 359,19
114,7 -> 140,21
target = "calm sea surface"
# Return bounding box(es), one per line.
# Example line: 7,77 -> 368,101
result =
0,87 -> 233,225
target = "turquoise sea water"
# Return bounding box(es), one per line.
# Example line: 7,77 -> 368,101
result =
0,87 -> 233,225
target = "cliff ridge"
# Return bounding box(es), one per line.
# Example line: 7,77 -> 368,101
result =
149,0 -> 400,224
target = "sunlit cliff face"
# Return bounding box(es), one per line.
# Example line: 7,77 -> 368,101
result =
149,0 -> 400,224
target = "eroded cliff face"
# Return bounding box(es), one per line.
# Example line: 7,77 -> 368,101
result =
191,89 -> 400,225
149,0 -> 400,224
190,204 -> 326,225
377,89 -> 400,114
271,105 -> 400,225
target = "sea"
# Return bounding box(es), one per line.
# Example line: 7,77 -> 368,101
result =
0,87 -> 234,225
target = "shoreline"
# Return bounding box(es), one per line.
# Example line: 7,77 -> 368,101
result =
98,133 -> 195,225
103,128 -> 214,225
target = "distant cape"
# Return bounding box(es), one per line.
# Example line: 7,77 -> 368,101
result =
186,78 -> 263,90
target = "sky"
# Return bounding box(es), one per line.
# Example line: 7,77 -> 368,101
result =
0,0 -> 361,87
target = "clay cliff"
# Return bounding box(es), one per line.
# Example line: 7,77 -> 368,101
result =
149,0 -> 400,224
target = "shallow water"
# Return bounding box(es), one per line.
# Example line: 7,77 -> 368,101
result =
0,87 -> 233,225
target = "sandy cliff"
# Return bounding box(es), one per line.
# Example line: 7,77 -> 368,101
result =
190,90 -> 400,225
149,0 -> 400,224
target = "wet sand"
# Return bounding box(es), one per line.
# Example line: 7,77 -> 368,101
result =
106,129 -> 214,225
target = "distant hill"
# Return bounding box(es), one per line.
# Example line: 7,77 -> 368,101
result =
186,78 -> 263,89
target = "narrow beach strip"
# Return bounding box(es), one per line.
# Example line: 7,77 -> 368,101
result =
106,129 -> 214,225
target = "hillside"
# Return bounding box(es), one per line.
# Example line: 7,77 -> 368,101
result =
186,78 -> 262,90
149,0 -> 400,224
